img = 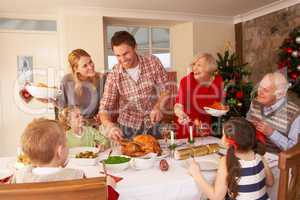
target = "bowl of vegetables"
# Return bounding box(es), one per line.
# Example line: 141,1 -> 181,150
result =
103,155 -> 131,171
69,147 -> 99,166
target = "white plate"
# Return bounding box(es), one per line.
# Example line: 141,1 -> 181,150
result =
181,159 -> 219,171
198,160 -> 219,171
203,107 -> 229,117
68,147 -> 99,166
25,85 -> 61,99
157,150 -> 170,159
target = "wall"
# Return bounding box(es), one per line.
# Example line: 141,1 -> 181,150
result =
0,30 -> 59,156
242,4 -> 300,83
193,21 -> 235,57
60,15 -> 105,73
171,22 -> 194,82
171,21 -> 235,82
242,3 -> 300,103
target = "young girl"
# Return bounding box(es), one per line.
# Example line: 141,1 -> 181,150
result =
59,106 -> 110,150
188,117 -> 274,200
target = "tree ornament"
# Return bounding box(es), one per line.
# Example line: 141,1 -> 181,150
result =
286,48 -> 293,54
237,102 -> 242,107
296,36 -> 300,44
235,91 -> 244,99
292,51 -> 299,58
288,71 -> 299,81
278,26 -> 300,96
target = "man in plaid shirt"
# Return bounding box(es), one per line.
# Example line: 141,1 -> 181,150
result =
99,31 -> 169,140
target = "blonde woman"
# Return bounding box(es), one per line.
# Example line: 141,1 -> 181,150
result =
174,53 -> 224,139
38,49 -> 105,125
57,49 -> 105,121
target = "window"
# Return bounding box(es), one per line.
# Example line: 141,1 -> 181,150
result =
106,25 -> 171,70
0,18 -> 57,31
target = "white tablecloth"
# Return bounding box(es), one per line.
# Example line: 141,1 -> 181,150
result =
0,136 -> 279,200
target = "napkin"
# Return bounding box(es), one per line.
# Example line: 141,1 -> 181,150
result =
100,171 -> 123,183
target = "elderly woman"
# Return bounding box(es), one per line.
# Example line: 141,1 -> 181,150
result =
174,53 -> 224,139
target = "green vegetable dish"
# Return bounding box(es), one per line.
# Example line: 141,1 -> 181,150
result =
104,156 -> 131,164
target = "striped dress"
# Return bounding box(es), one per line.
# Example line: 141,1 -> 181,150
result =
227,154 -> 270,200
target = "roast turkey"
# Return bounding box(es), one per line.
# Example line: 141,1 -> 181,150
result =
120,134 -> 161,157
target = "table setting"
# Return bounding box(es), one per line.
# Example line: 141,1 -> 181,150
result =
0,134 -> 279,200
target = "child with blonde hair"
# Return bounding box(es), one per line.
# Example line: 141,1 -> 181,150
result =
12,118 -> 84,183
188,117 -> 274,200
59,106 -> 109,150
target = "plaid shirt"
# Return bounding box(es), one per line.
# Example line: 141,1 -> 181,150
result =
100,55 -> 168,130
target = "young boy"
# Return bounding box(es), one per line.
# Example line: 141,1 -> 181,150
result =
12,118 -> 84,183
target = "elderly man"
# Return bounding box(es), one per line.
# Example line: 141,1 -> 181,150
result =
99,31 -> 169,141
247,72 -> 300,153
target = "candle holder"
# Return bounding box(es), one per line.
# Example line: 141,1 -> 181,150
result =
168,143 -> 177,150
168,143 -> 177,159
187,138 -> 195,145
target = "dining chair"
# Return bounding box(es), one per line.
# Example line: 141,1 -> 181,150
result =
0,177 -> 107,200
277,143 -> 300,200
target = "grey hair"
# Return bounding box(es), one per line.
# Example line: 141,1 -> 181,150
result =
263,72 -> 289,99
190,52 -> 217,72
273,72 -> 289,99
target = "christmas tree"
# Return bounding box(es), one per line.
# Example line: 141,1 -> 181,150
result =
216,50 -> 253,119
278,26 -> 300,96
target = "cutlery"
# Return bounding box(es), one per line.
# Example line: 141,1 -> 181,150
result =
100,149 -> 112,176
107,149 -> 113,159
101,162 -> 107,177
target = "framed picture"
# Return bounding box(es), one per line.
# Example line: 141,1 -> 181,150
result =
17,56 -> 33,84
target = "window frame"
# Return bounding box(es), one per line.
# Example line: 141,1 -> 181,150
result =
104,23 -> 172,71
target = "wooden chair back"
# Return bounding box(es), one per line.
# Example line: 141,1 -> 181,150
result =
278,143 -> 300,200
0,177 -> 107,200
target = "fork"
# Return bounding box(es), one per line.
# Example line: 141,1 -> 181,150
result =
101,162 -> 108,177
100,149 -> 112,176
143,115 -> 152,134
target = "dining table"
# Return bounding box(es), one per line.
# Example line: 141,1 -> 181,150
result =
0,136 -> 280,200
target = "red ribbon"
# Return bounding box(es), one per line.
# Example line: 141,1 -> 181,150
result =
225,137 -> 238,151
256,130 -> 266,144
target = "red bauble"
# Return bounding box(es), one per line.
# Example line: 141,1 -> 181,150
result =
288,71 -> 300,81
286,48 -> 293,54
236,91 -> 244,99
287,61 -> 292,68
278,61 -> 285,69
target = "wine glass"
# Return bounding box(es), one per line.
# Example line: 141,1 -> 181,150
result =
110,140 -> 121,154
